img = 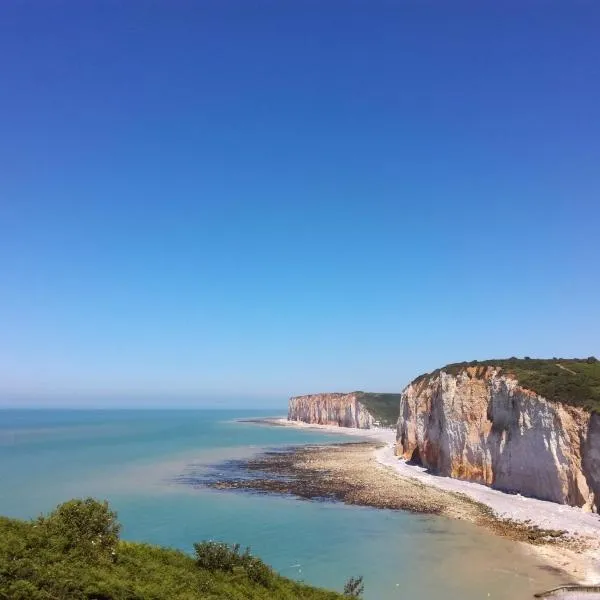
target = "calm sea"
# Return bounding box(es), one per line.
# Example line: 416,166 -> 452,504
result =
0,409 -> 565,599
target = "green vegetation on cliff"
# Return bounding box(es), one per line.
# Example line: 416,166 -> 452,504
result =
414,357 -> 600,413
354,392 -> 402,426
0,498 -> 349,600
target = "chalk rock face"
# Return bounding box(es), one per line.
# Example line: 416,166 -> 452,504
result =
396,368 -> 600,511
288,393 -> 375,429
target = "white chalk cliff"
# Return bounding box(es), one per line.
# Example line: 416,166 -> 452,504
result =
288,393 -> 375,429
396,367 -> 600,512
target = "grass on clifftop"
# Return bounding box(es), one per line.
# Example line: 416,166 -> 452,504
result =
354,392 -> 402,427
413,357 -> 600,413
0,498 -> 349,600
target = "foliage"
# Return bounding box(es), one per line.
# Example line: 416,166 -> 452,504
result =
354,392 -> 402,426
37,498 -> 120,562
413,357 -> 600,413
0,499 -> 348,600
343,575 -> 364,598
193,541 -> 273,587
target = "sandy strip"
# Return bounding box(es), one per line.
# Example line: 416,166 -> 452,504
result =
263,417 -> 600,585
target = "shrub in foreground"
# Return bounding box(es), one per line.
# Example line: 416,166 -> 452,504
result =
193,541 -> 273,587
0,498 -> 348,599
37,498 -> 121,562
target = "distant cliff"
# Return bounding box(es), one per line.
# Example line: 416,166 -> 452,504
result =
288,392 -> 401,428
396,359 -> 600,512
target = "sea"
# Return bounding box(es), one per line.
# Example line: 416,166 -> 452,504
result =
0,408 -> 567,599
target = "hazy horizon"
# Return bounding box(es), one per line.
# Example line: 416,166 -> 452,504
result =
0,393 -> 287,410
1,354 -> 596,409
1,4 -> 598,407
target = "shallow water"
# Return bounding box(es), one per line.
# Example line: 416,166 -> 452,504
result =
0,409 -> 567,599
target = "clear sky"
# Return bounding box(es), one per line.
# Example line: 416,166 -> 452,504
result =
1,2 -> 599,408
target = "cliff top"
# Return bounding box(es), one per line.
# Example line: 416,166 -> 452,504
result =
413,357 -> 600,412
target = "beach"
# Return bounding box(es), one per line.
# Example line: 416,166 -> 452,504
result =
247,418 -> 600,586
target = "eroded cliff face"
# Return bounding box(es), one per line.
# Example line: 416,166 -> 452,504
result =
396,368 -> 600,512
288,393 -> 375,429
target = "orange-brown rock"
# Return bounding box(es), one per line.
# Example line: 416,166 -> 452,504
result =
396,370 -> 599,512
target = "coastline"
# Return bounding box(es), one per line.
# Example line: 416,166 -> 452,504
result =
249,417 -> 600,585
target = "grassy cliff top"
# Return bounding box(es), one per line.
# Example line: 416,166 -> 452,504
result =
413,357 -> 600,413
354,392 -> 402,426
0,498 -> 348,600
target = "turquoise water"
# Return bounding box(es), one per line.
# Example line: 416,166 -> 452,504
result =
0,409 -> 565,599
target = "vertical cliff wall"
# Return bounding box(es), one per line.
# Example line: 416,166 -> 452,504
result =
396,367 -> 600,512
288,393 -> 375,429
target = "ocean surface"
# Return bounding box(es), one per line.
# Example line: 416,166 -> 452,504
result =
0,409 -> 566,599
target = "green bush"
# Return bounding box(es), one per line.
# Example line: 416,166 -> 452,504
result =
0,499 -> 346,600
194,541 -> 246,572
241,554 -> 274,587
38,498 -> 121,562
193,541 -> 273,587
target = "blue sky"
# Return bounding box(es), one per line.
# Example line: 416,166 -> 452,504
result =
1,3 -> 599,407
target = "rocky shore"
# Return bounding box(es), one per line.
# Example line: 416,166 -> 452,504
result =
203,418 -> 600,586
206,442 -> 582,543
207,442 -> 488,517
